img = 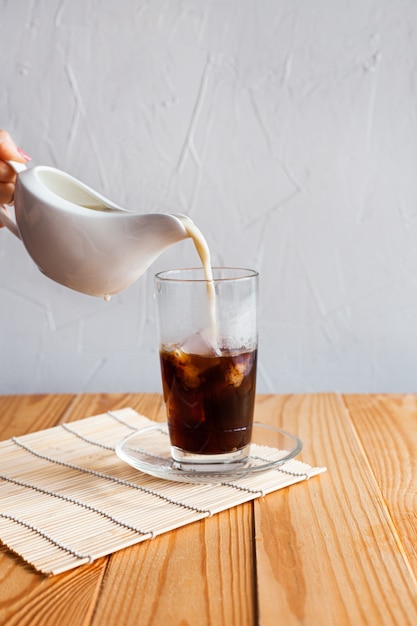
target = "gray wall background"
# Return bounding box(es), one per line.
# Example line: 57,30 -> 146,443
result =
1,0 -> 417,395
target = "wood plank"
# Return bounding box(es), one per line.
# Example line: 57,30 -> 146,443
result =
60,392 -> 164,424
0,394 -> 159,626
91,504 -> 255,626
0,394 -> 107,626
0,554 -> 108,626
0,394 -> 75,439
253,394 -> 417,626
343,394 -> 417,573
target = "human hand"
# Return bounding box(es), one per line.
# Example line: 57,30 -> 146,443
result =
0,130 -> 31,222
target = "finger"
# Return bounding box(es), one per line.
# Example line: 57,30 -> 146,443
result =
0,160 -> 18,184
0,182 -> 16,205
0,130 -> 31,163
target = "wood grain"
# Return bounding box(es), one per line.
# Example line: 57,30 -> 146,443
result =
0,555 -> 107,626
0,394 -> 75,440
343,394 -> 417,574
91,504 -> 254,626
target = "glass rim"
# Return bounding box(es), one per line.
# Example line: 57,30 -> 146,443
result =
154,266 -> 259,283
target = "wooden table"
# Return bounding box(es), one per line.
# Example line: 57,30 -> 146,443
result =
0,393 -> 415,625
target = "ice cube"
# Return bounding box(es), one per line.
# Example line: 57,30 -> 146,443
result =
181,330 -> 218,356
225,362 -> 246,387
171,348 -> 203,388
182,363 -> 202,388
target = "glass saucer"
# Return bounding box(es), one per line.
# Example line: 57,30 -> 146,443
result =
116,422 -> 303,484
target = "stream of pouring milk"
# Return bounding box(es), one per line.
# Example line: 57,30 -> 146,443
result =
179,218 -> 219,352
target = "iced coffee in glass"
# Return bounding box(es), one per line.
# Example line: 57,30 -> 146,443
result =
155,267 -> 258,471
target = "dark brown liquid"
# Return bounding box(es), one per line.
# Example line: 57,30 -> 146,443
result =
160,347 -> 257,455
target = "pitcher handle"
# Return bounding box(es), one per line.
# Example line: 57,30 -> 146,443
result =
7,160 -> 28,174
0,160 -> 28,238
0,205 -> 21,239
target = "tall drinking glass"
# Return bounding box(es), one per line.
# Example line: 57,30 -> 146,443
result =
155,267 -> 258,471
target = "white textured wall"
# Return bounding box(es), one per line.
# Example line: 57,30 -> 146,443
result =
1,0 -> 417,395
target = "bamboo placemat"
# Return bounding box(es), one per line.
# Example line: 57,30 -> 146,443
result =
0,408 -> 326,575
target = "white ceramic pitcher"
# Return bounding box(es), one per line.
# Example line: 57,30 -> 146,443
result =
0,162 -> 193,298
